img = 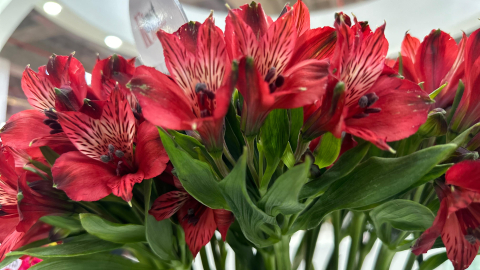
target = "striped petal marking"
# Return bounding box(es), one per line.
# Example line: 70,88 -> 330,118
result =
21,66 -> 56,111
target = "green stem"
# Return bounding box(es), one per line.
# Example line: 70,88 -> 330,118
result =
245,137 -> 259,185
131,197 -> 145,224
358,232 -> 376,269
77,201 -> 119,223
223,141 -> 236,166
273,236 -> 291,270
210,236 -> 225,270
294,137 -> 310,162
259,146 -> 264,186
326,211 -> 341,270
403,252 -> 417,270
292,236 -> 306,270
144,179 -> 152,214
305,226 -> 321,270
346,212 -> 366,270
260,250 -> 276,270
373,244 -> 396,270
199,247 -> 212,270
213,155 -> 230,178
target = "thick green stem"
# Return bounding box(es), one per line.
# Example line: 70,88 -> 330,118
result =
346,212 -> 366,270
260,249 -> 276,270
210,236 -> 225,270
403,252 -> 417,270
213,155 -> 230,178
374,244 -> 396,270
326,211 -> 341,270
305,226 -> 321,270
273,236 -> 291,270
245,137 -> 259,185
199,247 -> 212,270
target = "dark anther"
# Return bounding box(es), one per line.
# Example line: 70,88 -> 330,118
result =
195,83 -> 208,93
465,234 -> 477,245
43,119 -> 57,125
44,109 -> 58,120
364,108 -> 382,114
50,129 -> 63,135
188,208 -> 194,215
200,110 -> 209,118
0,210 -> 7,217
269,84 -> 276,93
264,67 -> 276,83
236,100 -> 242,116
183,208 -> 199,225
358,95 -> 369,108
48,123 -> 62,130
275,75 -> 285,88
108,144 -> 115,153
352,113 -> 369,119
365,93 -> 379,107
100,155 -> 111,163
115,150 -> 125,158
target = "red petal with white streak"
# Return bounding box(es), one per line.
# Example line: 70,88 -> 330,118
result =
57,89 -> 135,161
225,7 -> 261,61
401,33 -> 420,63
292,0 -> 310,36
21,66 -> 56,110
149,191 -> 189,221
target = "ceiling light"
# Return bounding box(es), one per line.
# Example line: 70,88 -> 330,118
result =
43,2 -> 62,16
104,36 -> 122,49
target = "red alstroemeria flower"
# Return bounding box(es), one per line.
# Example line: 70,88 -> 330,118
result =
412,160 -> 480,270
0,54 -> 97,154
129,15 -> 236,154
150,173 -> 234,257
450,29 -> 480,150
0,149 -> 71,260
392,30 -> 466,108
91,55 -> 141,117
301,13 -> 431,151
225,1 -> 332,137
18,256 -> 42,270
52,88 -> 169,202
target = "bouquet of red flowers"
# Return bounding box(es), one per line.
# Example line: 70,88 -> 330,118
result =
1,1 -> 480,269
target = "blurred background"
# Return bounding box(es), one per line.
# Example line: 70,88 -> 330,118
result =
0,0 -> 480,269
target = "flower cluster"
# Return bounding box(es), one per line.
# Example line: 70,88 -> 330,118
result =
0,1 -> 480,269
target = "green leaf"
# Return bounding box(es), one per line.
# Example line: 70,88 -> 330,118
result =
146,215 -> 178,261
259,109 -> 290,191
408,164 -> 453,190
218,151 -> 278,247
419,252 -> 448,270
29,253 -> 152,270
169,130 -> 215,166
313,132 -> 342,169
288,108 -> 303,152
9,234 -> 122,258
40,146 -> 60,166
80,214 -> 145,243
370,199 -> 435,232
291,144 -> 457,231
258,160 -> 311,216
300,142 -> 370,199
0,255 -> 21,268
281,143 -> 295,169
446,79 -> 464,126
40,215 -> 84,233
429,83 -> 447,100
159,128 -> 227,209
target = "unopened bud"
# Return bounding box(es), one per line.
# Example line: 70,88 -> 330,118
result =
417,109 -> 448,138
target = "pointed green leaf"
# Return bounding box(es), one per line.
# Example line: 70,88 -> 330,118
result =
159,128 -> 227,209
29,253 -> 151,270
40,215 -> 83,233
291,144 -> 457,231
429,83 -> 447,100
419,252 -> 448,270
300,142 -> 370,199
9,234 -> 121,258
218,151 -> 278,247
79,214 -> 145,243
168,130 -> 215,166
40,146 -> 60,166
281,143 -> 295,169
289,108 -> 303,152
258,160 -> 311,216
146,215 -> 178,261
313,132 -> 342,169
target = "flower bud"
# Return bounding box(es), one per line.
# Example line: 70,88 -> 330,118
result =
417,108 -> 448,138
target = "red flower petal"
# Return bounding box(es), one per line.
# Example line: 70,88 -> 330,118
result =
134,122 -> 169,179
52,151 -> 114,201
412,199 -> 448,255
446,160 -> 480,192
149,191 -> 189,221
21,66 -> 56,110
57,89 -> 135,161
91,55 -> 135,100
286,27 -> 336,70
415,30 -> 458,95
344,75 -> 430,150
213,209 -> 234,241
400,33 -> 420,63
225,6 -> 261,61
130,66 -> 197,131
292,0 -> 310,36
0,110 -> 52,149
178,199 -> 217,257
109,171 -> 144,202
229,3 -> 271,40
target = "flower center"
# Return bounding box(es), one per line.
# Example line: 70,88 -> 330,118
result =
195,83 -> 215,118
100,144 -> 133,176
352,93 -> 382,119
43,108 -> 63,134
465,227 -> 480,244
183,208 -> 199,225
265,67 -> 284,93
